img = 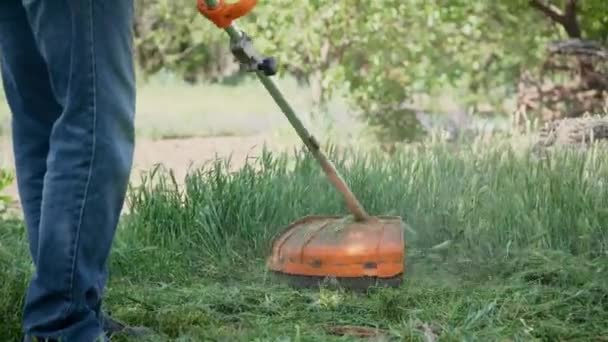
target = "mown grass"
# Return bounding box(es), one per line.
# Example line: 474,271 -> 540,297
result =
2,141 -> 608,341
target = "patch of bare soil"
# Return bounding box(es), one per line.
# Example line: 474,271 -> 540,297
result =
131,134 -> 292,180
1,134 -> 295,209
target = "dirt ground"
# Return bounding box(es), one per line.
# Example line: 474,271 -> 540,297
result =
1,134 -> 295,209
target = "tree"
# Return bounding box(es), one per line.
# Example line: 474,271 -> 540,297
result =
239,0 -> 363,118
514,0 -> 608,126
331,0 -> 558,142
133,0 -> 240,83
131,0 -> 608,143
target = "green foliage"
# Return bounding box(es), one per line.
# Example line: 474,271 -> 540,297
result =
565,0 -> 607,42
133,1 -> 607,139
0,168 -> 13,216
0,168 -> 12,188
133,0 -> 242,83
239,1 -> 362,110
332,1 -> 564,142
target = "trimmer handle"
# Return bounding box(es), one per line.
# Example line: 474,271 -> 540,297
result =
257,57 -> 278,76
198,0 -> 278,77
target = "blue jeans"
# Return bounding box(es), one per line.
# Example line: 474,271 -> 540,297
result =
0,0 -> 135,341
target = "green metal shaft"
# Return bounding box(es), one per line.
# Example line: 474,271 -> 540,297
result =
254,72 -> 369,221
202,0 -> 369,221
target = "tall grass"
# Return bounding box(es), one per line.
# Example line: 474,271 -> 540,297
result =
3,140 -> 608,340
123,140 -> 608,264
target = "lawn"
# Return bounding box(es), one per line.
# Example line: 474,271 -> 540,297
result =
0,72 -> 354,143
2,141 -> 607,341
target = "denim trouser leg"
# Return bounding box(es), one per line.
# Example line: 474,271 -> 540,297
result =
0,2 -> 62,263
0,0 -> 136,340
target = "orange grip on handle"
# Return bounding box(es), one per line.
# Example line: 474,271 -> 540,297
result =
197,0 -> 257,28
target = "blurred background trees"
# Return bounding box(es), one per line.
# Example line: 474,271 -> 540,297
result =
132,0 -> 607,143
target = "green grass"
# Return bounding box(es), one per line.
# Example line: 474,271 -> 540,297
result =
2,141 -> 608,341
0,72 -> 354,142
133,74 -> 308,140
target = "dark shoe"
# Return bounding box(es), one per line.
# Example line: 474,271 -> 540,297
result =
101,311 -> 154,339
24,337 -> 59,342
23,313 -> 151,342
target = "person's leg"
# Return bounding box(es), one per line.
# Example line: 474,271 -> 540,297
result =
12,0 -> 136,340
0,0 -> 62,268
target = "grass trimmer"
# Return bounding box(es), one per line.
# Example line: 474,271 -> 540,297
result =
197,0 -> 406,289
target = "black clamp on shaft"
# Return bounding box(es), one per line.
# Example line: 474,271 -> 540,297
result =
230,31 -> 278,76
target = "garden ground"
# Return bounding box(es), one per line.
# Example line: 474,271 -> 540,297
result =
1,77 -> 607,341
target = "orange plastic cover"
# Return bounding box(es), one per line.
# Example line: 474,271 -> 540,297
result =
267,215 -> 405,278
197,0 -> 257,28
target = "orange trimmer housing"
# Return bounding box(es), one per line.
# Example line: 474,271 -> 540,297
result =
267,215 -> 405,289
